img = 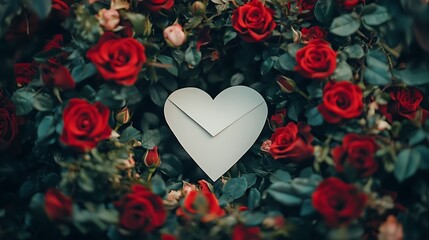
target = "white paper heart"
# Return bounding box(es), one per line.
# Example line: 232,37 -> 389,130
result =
164,86 -> 268,181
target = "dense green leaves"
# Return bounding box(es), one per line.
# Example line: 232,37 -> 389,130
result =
362,4 -> 391,27
222,177 -> 248,201
394,148 -> 421,182
11,88 -> 36,115
314,0 -> 335,25
363,49 -> 392,85
330,13 -> 361,37
24,0 -> 52,19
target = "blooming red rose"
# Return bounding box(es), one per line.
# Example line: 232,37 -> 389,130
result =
232,224 -> 261,240
115,185 -> 167,231
176,190 -> 225,222
312,177 -> 367,227
87,33 -> 146,86
140,0 -> 174,12
301,26 -> 328,42
332,134 -> 379,177
295,39 -> 337,79
338,0 -> 363,10
60,98 -> 112,152
269,122 -> 314,162
318,81 -> 364,124
379,87 -> 428,124
0,91 -> 19,151
14,63 -> 38,86
44,188 -> 73,221
41,62 -> 75,90
232,0 -> 276,43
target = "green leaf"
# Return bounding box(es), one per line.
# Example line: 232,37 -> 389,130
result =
78,171 -> 95,192
287,100 -> 304,122
394,148 -> 421,182
248,188 -> 261,211
149,84 -> 169,107
415,145 -> 429,170
151,175 -> 166,196
267,182 -> 302,206
270,169 -> 292,182
19,179 -> 38,199
343,44 -> 365,59
11,88 -> 36,115
33,48 -> 62,62
185,43 -> 202,67
231,73 -> 244,86
314,0 -> 335,25
222,177 -> 248,200
332,60 -> 353,80
261,57 -> 274,75
159,77 -> 178,92
25,0 -> 52,19
330,13 -> 361,37
305,106 -> 324,126
277,53 -> 296,71
36,115 -> 55,145
119,125 -> 142,143
300,199 -> 316,216
363,49 -> 392,85
160,154 -> 183,177
224,29 -> 237,45
122,12 -> 149,37
243,173 -> 257,188
157,55 -> 179,77
71,63 -> 97,82
409,129 -> 426,146
239,211 -> 266,226
394,65 -> 429,85
291,178 -> 318,197
141,129 -> 161,149
32,93 -> 53,112
362,4 -> 391,27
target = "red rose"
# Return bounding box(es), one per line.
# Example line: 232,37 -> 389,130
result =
231,0 -> 276,43
297,0 -> 318,12
44,188 -> 73,221
60,98 -> 112,152
301,26 -> 328,42
51,0 -> 71,21
14,63 -> 38,86
270,108 -> 287,129
338,0 -> 363,10
379,87 -> 428,124
312,177 -> 367,227
140,0 -> 174,12
41,62 -> 75,90
87,33 -> 147,86
295,39 -> 337,79
42,34 -> 63,52
232,224 -> 261,240
0,91 -> 19,151
332,134 -> 379,177
115,185 -> 167,231
143,146 -> 161,167
161,234 -> 177,240
318,81 -> 364,124
269,122 -> 314,162
176,190 -> 225,222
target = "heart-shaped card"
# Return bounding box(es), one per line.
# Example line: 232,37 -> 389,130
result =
164,86 -> 268,181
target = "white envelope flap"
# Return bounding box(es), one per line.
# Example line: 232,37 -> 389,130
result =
167,86 -> 265,137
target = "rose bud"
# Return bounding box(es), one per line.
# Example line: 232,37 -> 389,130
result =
191,1 -> 206,16
378,215 -> 404,240
277,75 -> 296,93
115,107 -> 130,125
98,8 -> 120,31
143,146 -> 161,167
163,24 -> 187,48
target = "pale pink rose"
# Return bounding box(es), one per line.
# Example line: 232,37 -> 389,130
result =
98,9 -> 120,31
378,215 -> 404,240
163,24 -> 187,47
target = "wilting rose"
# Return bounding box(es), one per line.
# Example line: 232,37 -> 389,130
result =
60,98 -> 112,152
163,24 -> 187,47
231,0 -> 276,43
332,133 -> 379,177
269,122 -> 314,162
318,81 -> 364,124
301,26 -> 328,42
41,62 -> 75,90
312,177 -> 367,227
295,39 -> 337,79
176,190 -> 225,222
115,185 -> 167,231
44,188 -> 73,221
